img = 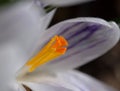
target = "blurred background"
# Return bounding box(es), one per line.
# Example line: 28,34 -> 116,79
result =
50,0 -> 120,90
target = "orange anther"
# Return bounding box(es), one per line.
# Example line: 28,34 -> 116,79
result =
52,36 -> 61,48
59,36 -> 68,46
56,48 -> 67,54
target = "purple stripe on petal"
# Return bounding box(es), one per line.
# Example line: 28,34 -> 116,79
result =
68,24 -> 101,49
66,24 -> 96,40
64,39 -> 106,60
59,22 -> 82,35
87,40 -> 106,49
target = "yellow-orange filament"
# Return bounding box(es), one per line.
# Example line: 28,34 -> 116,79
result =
26,35 -> 68,72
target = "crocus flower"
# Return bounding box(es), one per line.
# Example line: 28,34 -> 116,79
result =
0,1 -> 120,91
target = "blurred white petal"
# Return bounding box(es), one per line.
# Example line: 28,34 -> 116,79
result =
22,70 -> 117,91
0,44 -> 26,91
0,1 -> 55,56
0,1 -> 55,91
31,18 -> 120,71
40,0 -> 94,6
0,0 -> 55,61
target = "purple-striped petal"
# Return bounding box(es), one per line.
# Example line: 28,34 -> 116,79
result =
35,18 -> 120,71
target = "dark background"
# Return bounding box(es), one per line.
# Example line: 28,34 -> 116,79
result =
51,0 -> 120,90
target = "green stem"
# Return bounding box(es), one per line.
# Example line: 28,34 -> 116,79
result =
0,0 -> 18,6
44,5 -> 56,13
113,18 -> 120,24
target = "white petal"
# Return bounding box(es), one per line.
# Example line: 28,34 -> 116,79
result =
0,1 -> 55,91
0,0 -> 55,60
0,1 -> 55,56
32,18 -> 120,71
0,44 -> 26,91
40,0 -> 94,6
22,70 -> 117,91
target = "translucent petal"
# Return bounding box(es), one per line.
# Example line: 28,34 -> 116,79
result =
32,18 -> 120,71
40,0 -> 94,6
0,44 -> 26,91
0,1 -> 55,91
0,0 -> 55,60
22,70 -> 117,91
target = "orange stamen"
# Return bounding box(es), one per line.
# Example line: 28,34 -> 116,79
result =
26,35 -> 68,72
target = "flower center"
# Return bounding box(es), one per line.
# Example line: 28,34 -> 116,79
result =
26,35 -> 68,72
